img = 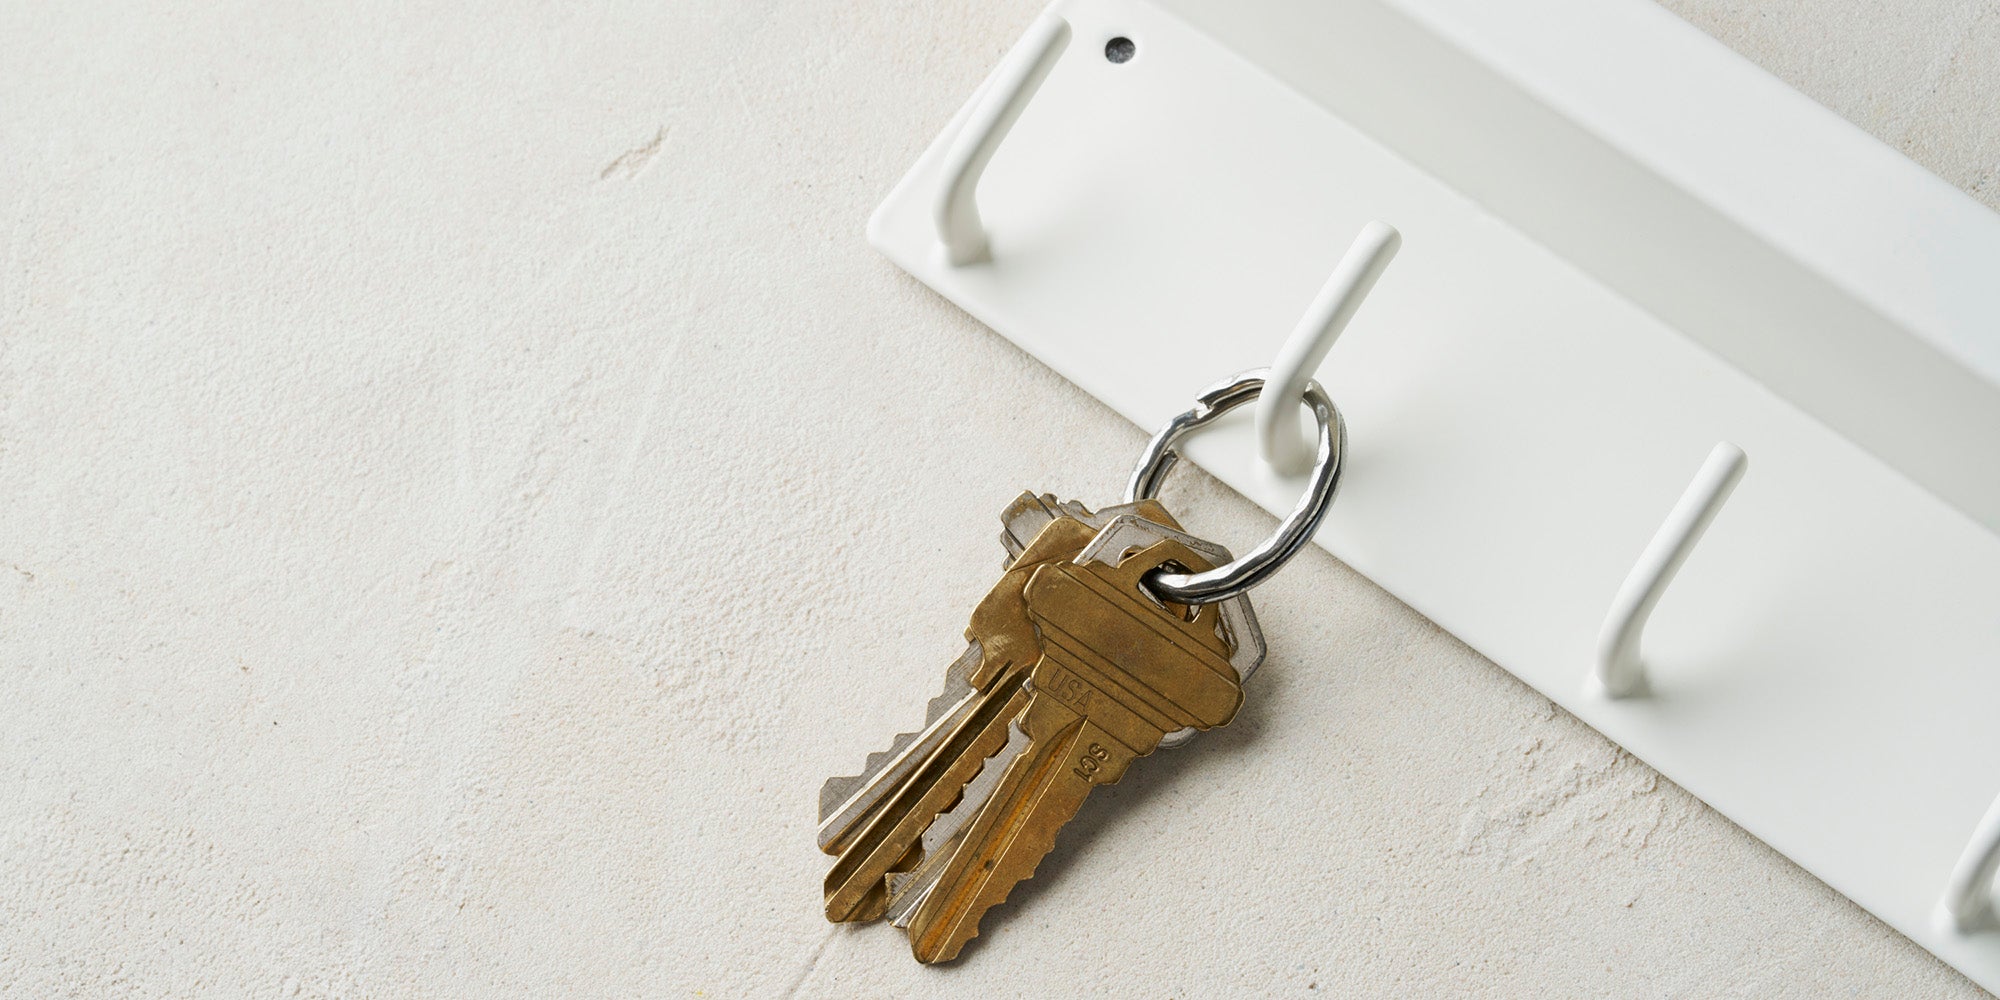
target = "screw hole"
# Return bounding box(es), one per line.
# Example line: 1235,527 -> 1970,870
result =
1104,36 -> 1136,64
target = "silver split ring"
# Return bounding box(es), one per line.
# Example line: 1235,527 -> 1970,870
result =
1123,369 -> 1345,604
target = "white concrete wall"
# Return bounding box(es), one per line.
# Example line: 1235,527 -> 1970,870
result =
2,0 -> 1993,995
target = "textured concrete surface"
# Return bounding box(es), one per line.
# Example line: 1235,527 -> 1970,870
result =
1660,0 -> 2000,208
1,0 -> 1993,996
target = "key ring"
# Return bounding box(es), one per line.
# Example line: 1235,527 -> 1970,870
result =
1124,369 -> 1345,604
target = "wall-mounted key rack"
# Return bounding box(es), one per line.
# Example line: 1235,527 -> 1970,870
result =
868,0 -> 2000,988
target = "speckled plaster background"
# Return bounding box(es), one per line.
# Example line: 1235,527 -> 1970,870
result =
2,0 -> 1996,996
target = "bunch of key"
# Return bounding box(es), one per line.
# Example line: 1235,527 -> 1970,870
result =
816,491 -> 1265,963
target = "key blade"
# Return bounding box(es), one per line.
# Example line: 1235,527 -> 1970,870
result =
822,501 -> 1091,852
897,531 -> 1251,960
883,715 -> 1032,927
906,697 -> 1136,964
823,684 -> 1030,922
823,504 -> 1173,863
885,826 -> 960,929
829,511 -> 1100,877
818,642 -> 982,853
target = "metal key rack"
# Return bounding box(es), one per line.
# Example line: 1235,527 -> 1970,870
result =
868,0 -> 2000,988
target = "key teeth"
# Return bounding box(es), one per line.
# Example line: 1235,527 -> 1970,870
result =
882,716 -> 1030,927
886,868 -> 918,903
893,723 -> 1026,921
914,812 -> 1067,964
819,680 -> 978,812
819,731 -> 920,818
819,644 -> 984,828
910,714 -> 1087,962
824,682 -> 1028,925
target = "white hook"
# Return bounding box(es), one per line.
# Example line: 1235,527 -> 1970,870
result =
1253,221 -> 1401,474
1939,793 -> 2000,933
1594,442 -> 1748,698
934,14 -> 1072,267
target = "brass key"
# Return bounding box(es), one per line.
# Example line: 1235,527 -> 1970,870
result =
821,503 -> 1183,922
878,513 -> 1266,928
906,537 -> 1243,963
817,494 -> 1181,858
814,370 -> 1346,963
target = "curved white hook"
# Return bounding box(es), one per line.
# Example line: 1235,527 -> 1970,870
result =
933,14 -> 1072,267
1939,792 -> 2000,934
1254,221 -> 1401,474
1594,442 -> 1748,698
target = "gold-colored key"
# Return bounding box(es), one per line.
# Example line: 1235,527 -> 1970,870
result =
821,502 -> 1184,922
816,370 -> 1345,962
906,537 -> 1243,963
817,494 -> 1183,860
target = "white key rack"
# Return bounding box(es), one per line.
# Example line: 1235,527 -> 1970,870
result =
868,0 -> 2000,987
